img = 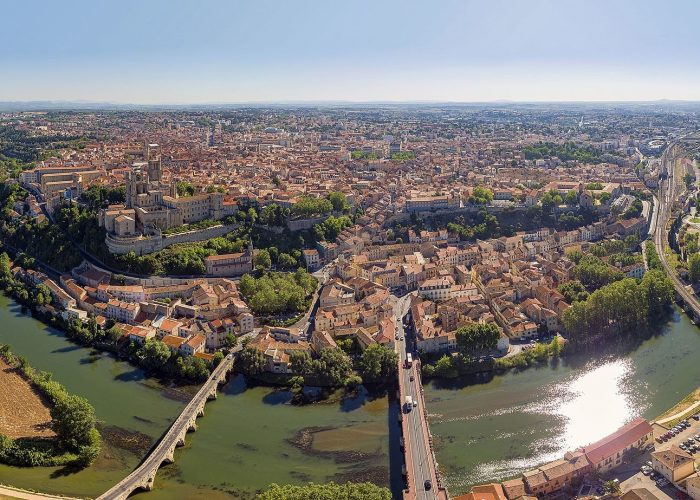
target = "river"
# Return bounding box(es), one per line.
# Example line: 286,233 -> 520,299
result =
424,308 -> 700,495
4,290 -> 698,500
0,295 -> 401,499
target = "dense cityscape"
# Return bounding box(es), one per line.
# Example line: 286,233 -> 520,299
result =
0,101 -> 700,500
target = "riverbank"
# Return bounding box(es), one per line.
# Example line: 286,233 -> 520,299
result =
655,386 -> 700,426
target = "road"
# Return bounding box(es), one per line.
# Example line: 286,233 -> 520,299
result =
98,353 -> 235,500
393,293 -> 445,500
653,139 -> 700,318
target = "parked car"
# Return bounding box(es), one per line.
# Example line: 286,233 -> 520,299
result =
693,414 -> 699,421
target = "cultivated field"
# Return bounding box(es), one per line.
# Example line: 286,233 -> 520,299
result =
0,359 -> 55,440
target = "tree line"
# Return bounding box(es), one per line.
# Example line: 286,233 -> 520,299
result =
562,270 -> 674,342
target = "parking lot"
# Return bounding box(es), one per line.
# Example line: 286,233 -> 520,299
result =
617,414 -> 700,498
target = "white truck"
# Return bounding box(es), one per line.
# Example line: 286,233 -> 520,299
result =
404,395 -> 413,412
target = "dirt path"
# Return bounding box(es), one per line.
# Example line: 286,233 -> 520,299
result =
0,484 -> 80,500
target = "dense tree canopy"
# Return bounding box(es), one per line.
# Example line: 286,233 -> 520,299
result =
51,394 -> 97,450
255,482 -> 391,500
455,323 -> 500,353
290,348 -> 354,387
572,254 -> 624,291
239,270 -> 317,316
356,344 -> 398,384
562,270 -> 673,340
291,196 -> 333,218
239,346 -> 266,376
558,280 -> 589,303
468,186 -> 494,205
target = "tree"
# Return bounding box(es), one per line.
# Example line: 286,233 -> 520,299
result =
558,280 -> 589,303
290,350 -> 313,375
564,190 -> 578,205
689,253 -> 700,283
212,351 -> 225,367
254,248 -> 272,270
176,181 -> 195,197
455,323 -> 500,353
357,344 -> 398,384
278,252 -> 298,270
105,325 -> 123,343
223,333 -> 238,350
239,346 -> 265,376
573,254 -> 624,291
433,355 -> 458,378
51,394 -> 97,450
468,186 -> 494,205
684,172 -> 696,189
136,339 -> 171,371
326,191 -> 349,212
641,270 -> 674,318
541,190 -> 563,211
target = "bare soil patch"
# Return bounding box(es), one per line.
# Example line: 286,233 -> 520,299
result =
0,359 -> 55,439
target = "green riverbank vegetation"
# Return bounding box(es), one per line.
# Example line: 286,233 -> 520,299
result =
256,481 -> 392,500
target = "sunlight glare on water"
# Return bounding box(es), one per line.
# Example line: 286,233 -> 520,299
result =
554,359 -> 640,452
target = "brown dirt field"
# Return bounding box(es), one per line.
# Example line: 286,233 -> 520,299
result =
0,359 -> 55,440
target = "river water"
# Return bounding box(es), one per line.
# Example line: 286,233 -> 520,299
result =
424,308 -> 700,495
0,295 -> 400,499
3,290 -> 700,499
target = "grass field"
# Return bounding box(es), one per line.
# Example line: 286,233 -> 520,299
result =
655,386 -> 700,427
0,359 -> 55,440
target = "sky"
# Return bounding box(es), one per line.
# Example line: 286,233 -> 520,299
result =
2,0 -> 700,104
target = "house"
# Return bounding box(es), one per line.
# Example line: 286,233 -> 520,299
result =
303,248 -> 321,270
684,474 -> 700,499
106,299 -> 140,324
237,312 -> 255,334
180,333 -> 206,357
501,478 -> 528,499
419,276 -> 454,301
454,483 -> 507,500
128,325 -> 155,345
162,334 -> 187,353
580,417 -> 653,473
203,246 -> 254,276
651,445 -> 695,483
156,318 -> 182,338
620,488 -> 662,500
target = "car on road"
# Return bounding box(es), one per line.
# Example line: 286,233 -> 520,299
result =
424,480 -> 432,491
410,375 -> 414,381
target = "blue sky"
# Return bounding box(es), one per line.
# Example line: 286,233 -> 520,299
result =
2,0 -> 700,103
